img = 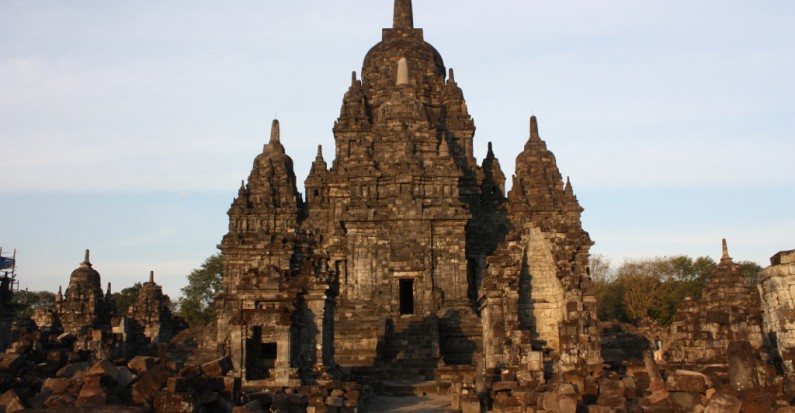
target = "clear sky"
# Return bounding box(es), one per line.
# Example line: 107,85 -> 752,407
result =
1,1 -> 793,298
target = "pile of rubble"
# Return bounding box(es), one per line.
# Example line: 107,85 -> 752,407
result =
439,347 -> 795,413
0,340 -> 366,413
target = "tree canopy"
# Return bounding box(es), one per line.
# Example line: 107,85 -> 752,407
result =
12,290 -> 55,319
112,282 -> 143,316
591,254 -> 763,326
176,253 -> 223,326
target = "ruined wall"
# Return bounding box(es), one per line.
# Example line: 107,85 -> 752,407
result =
759,249 -> 795,376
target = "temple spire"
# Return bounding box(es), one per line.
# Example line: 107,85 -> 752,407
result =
81,249 -> 91,268
393,0 -> 414,29
564,177 -> 574,196
149,270 -> 155,284
721,238 -> 732,263
269,119 -> 280,144
530,116 -> 540,141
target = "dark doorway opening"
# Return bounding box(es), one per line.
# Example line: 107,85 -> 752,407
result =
261,342 -> 277,371
399,279 -> 414,315
245,326 -> 278,380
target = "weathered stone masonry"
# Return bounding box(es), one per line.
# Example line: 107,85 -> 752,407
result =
759,249 -> 795,377
216,0 -> 601,387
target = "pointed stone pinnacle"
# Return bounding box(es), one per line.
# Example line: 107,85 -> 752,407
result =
107,282 -> 112,294
397,57 -> 409,86
270,119 -> 280,144
487,142 -> 494,158
81,249 -> 91,267
530,116 -> 540,141
393,0 -> 414,29
448,68 -> 455,82
721,238 -> 732,262
351,71 -> 357,86
316,145 -> 323,159
150,270 -> 155,283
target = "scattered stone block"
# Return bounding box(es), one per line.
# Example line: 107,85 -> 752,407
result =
0,389 -> 26,413
132,365 -> 171,403
704,392 -> 741,413
201,356 -> 233,377
669,391 -> 704,412
42,377 -> 72,395
153,391 -> 200,413
56,361 -> 91,378
127,356 -> 157,375
76,375 -> 108,406
0,354 -> 23,373
666,371 -> 707,393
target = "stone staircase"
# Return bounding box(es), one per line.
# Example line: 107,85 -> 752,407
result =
334,303 -> 385,368
384,316 -> 438,381
438,306 -> 482,366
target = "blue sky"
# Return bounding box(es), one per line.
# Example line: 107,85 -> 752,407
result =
1,1 -> 793,298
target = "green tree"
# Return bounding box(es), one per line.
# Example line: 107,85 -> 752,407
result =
12,290 -> 55,319
177,253 -> 223,326
590,254 -> 630,322
593,255 -> 717,325
738,260 -> 764,286
113,282 -> 143,316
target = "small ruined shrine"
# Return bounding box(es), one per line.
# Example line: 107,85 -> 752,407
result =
216,0 -> 600,386
57,249 -> 114,335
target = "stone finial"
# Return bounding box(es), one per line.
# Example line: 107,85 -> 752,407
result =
106,282 -> 112,295
56,286 -> 63,301
393,0 -> 414,29
721,238 -> 732,263
317,145 -> 323,159
351,70 -> 357,86
269,119 -> 280,144
487,142 -> 494,158
81,249 -> 92,268
149,270 -> 155,283
530,116 -> 540,141
448,68 -> 455,82
564,177 -> 575,196
396,57 -> 410,86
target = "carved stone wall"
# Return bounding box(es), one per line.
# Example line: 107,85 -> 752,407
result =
759,249 -> 795,376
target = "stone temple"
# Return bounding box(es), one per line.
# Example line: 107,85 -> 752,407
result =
216,0 -> 601,388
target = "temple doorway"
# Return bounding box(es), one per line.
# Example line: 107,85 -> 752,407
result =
399,279 -> 414,315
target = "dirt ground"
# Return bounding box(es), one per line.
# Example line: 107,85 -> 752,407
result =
364,394 -> 456,412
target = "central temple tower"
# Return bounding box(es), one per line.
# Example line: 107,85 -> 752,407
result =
216,0 -> 600,387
